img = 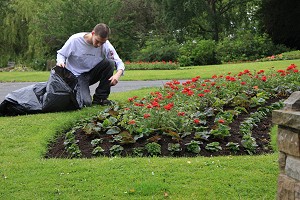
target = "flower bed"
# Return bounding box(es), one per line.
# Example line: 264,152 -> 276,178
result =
46,64 -> 299,158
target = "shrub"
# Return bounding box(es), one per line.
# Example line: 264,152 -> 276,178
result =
134,37 -> 179,62
145,142 -> 161,156
178,39 -> 220,66
216,30 -> 289,63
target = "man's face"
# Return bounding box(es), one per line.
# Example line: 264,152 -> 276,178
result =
92,31 -> 107,47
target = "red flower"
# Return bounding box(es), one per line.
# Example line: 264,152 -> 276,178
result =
261,76 -> 267,82
257,70 -> 264,74
187,90 -> 194,96
192,77 -> 199,82
164,103 -> 174,110
177,112 -> 185,116
241,81 -> 246,85
143,113 -> 151,119
287,64 -> 297,70
194,119 -> 200,124
151,101 -> 160,107
198,93 -> 205,97
253,86 -> 259,90
218,119 -> 225,124
230,77 -> 236,82
128,120 -> 136,125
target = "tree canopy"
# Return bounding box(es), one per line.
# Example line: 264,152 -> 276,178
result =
0,0 -> 298,68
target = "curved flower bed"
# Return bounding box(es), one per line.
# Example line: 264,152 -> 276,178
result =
46,64 -> 299,158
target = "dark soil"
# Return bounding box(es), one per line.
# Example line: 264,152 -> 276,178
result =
45,97 -> 283,159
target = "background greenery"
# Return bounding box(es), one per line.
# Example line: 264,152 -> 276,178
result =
0,0 -> 299,69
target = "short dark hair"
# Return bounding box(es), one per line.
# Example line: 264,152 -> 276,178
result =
93,23 -> 110,38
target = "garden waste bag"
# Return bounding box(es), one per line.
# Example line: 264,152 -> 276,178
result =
0,66 -> 79,116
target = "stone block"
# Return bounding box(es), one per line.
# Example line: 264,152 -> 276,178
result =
279,152 -> 287,173
286,156 -> 300,181
278,174 -> 296,200
273,110 -> 300,130
284,91 -> 300,111
277,128 -> 300,157
295,182 -> 300,200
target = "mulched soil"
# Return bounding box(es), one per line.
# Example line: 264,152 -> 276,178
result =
45,97 -> 283,159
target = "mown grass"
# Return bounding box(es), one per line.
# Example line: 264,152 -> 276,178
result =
0,59 -> 299,82
0,60 -> 287,199
0,89 -> 280,199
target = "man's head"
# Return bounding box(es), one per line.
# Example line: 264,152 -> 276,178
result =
91,23 -> 110,47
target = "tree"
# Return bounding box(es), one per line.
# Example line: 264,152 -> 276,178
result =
155,0 -> 256,42
259,0 -> 300,49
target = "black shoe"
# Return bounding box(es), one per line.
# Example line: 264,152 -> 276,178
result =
92,98 -> 112,106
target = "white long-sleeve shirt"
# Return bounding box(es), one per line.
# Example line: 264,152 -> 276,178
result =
56,32 -> 125,76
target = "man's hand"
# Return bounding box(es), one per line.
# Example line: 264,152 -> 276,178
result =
57,63 -> 65,68
109,69 -> 123,86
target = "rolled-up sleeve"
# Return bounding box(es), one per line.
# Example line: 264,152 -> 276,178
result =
105,41 -> 125,74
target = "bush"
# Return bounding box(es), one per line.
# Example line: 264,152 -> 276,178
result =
134,37 -> 180,62
178,39 -> 220,66
281,50 -> 300,60
216,31 -> 289,63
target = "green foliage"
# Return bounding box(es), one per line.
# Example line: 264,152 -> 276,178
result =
92,146 -> 105,156
145,142 -> 161,156
281,50 -> 300,60
109,145 -> 124,156
63,130 -> 82,158
205,142 -> 222,152
134,37 -> 180,62
132,147 -> 144,157
178,39 -> 220,66
167,143 -> 182,155
185,140 -> 202,154
216,30 -> 289,63
226,142 -> 240,154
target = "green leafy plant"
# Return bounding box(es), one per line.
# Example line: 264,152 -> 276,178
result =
167,143 -> 182,155
226,142 -> 240,154
92,146 -> 105,156
109,145 -> 124,156
91,138 -> 103,147
185,140 -> 202,154
132,147 -> 144,157
63,130 -> 82,158
205,142 -> 222,152
145,142 -> 161,156
241,135 -> 258,155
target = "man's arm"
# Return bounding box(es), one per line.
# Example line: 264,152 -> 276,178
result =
109,69 -> 123,86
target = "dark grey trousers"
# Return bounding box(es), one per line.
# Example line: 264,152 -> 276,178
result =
76,58 -> 115,107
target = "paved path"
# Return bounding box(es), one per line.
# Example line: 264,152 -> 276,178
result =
0,80 -> 173,102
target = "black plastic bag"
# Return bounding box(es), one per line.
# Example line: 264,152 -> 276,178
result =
0,66 -> 79,116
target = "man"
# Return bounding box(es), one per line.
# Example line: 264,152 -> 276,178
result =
56,23 -> 125,107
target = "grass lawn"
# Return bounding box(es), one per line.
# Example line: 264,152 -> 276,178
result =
0,61 -> 289,199
0,59 -> 299,82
